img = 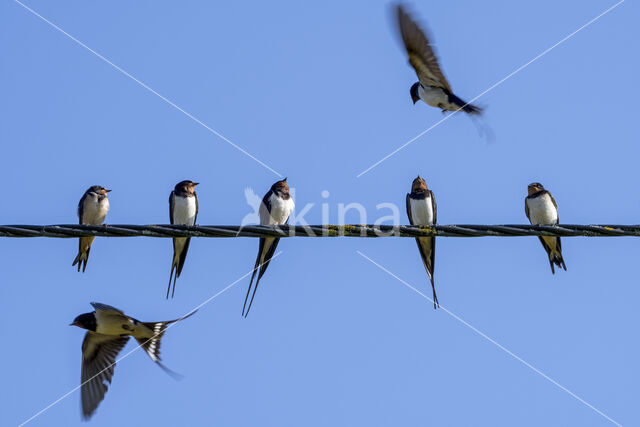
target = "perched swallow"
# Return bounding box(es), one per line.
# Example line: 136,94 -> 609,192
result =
396,4 -> 481,115
70,302 -> 196,420
167,180 -> 199,299
72,186 -> 111,272
242,178 -> 294,317
525,182 -> 567,274
406,176 -> 439,308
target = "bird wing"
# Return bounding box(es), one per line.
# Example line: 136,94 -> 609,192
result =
548,192 -> 559,222
194,193 -> 199,224
405,193 -> 414,224
80,332 -> 129,420
428,190 -> 437,276
397,4 -> 451,92
169,191 -> 175,224
524,197 -> 530,220
90,302 -> 125,315
430,190 -> 437,224
259,190 -> 273,225
77,192 -> 87,224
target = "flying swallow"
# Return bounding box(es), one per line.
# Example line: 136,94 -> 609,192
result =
525,182 -> 567,274
72,185 -> 110,272
70,302 -> 196,420
406,176 -> 439,308
396,4 -> 481,115
242,178 -> 294,317
167,180 -> 199,299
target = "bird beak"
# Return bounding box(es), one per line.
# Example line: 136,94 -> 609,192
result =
282,177 -> 287,182
69,321 -> 77,327
193,182 -> 200,186
105,189 -> 112,193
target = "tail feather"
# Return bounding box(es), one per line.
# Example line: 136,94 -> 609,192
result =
166,263 -> 178,299
167,237 -> 191,299
72,237 -> 94,272
449,93 -> 482,115
135,310 -> 197,377
242,237 -> 279,317
549,253 -> 566,274
429,275 -> 439,310
242,258 -> 262,317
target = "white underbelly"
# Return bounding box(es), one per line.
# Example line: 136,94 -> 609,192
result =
82,198 -> 109,225
173,196 -> 197,225
419,85 -> 450,109
265,194 -> 294,225
528,194 -> 557,225
409,197 -> 434,225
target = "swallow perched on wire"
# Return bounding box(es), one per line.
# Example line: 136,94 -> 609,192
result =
406,176 -> 438,308
72,186 -> 110,272
525,182 -> 567,274
70,302 -> 196,420
396,4 -> 481,115
167,180 -> 199,299
242,178 -> 294,317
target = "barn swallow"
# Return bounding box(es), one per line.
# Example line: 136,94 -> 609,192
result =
72,186 -> 110,272
396,4 -> 481,115
525,182 -> 567,274
167,180 -> 199,299
70,302 -> 196,420
242,178 -> 294,317
406,176 -> 439,308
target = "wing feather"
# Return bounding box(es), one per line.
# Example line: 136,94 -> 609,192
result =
80,333 -> 129,419
90,302 -> 125,315
397,5 -> 451,92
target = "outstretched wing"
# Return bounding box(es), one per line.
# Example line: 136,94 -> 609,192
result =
80,333 -> 129,420
90,302 -> 125,315
397,4 -> 451,92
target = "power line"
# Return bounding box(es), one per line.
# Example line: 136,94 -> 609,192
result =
0,224 -> 638,238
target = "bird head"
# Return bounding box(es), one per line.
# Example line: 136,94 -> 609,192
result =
271,178 -> 290,197
411,175 -> 428,192
527,182 -> 545,196
70,312 -> 96,331
87,185 -> 111,196
410,82 -> 420,104
175,180 -> 199,194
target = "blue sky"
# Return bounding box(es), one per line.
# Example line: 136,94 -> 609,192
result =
1,0 -> 639,426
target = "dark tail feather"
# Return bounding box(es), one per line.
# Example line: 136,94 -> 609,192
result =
135,310 -> 197,378
134,335 -> 183,379
449,93 -> 482,115
167,263 -> 177,299
550,254 -> 566,273
72,237 -> 93,273
242,261 -> 261,317
244,276 -> 262,318
167,238 -> 191,299
430,276 -> 439,309
72,247 -> 90,273
72,252 -> 82,272
243,247 -> 277,317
